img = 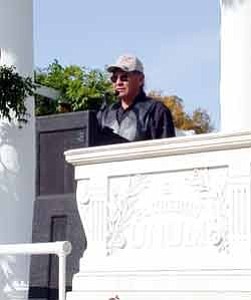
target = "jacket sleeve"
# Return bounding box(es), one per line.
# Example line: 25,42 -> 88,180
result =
149,102 -> 175,139
96,102 -> 108,130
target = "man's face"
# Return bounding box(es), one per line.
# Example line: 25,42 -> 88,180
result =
110,70 -> 144,101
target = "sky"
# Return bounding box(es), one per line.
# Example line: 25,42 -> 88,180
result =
34,0 -> 220,129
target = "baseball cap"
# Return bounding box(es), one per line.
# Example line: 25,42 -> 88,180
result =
107,54 -> 144,73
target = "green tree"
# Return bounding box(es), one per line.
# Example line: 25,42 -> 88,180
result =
35,61 -> 214,134
35,60 -> 114,115
148,92 -> 213,134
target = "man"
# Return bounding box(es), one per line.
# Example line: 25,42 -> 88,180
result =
97,54 -> 175,142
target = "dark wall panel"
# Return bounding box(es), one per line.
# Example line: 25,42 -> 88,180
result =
29,111 -> 94,300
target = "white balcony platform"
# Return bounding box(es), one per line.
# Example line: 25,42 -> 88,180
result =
65,130 -> 251,300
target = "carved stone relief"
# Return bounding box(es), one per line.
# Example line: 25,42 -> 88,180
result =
76,179 -> 105,259
230,183 -> 249,242
107,167 -> 231,255
107,174 -> 151,255
76,165 -> 250,261
77,179 -> 91,207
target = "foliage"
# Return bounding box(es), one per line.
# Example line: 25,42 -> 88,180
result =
35,60 -> 115,115
35,61 -> 213,134
0,65 -> 35,126
148,92 -> 213,134
35,94 -> 58,116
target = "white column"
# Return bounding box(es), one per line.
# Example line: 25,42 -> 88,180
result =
0,1 -> 35,299
220,0 -> 251,132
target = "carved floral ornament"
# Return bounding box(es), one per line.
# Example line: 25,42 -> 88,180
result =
107,168 -> 230,255
107,174 -> 151,255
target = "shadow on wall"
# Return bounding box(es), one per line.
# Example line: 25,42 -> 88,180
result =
0,255 -> 28,299
0,121 -> 31,300
0,48 -> 17,67
221,0 -> 246,8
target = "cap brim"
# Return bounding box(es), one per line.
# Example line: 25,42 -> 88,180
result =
106,64 -> 129,73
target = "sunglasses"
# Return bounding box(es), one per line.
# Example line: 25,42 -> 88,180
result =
110,73 -> 129,83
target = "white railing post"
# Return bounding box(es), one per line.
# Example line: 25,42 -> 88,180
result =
58,252 -> 68,300
0,241 -> 72,300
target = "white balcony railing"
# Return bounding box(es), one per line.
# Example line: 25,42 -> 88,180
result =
65,130 -> 251,300
0,241 -> 72,300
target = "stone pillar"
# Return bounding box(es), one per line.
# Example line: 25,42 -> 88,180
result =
220,0 -> 251,132
0,1 -> 35,299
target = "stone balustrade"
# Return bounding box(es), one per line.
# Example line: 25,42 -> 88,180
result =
65,130 -> 251,300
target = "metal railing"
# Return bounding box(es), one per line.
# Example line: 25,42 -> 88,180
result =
0,241 -> 72,300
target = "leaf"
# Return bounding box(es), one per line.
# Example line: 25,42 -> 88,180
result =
149,91 -> 213,134
0,65 -> 36,127
35,60 -> 115,115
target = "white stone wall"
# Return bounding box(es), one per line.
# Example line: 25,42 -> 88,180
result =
66,131 -> 251,300
0,1 -> 35,299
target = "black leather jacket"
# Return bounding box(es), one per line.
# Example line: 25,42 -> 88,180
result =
97,91 -> 175,142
